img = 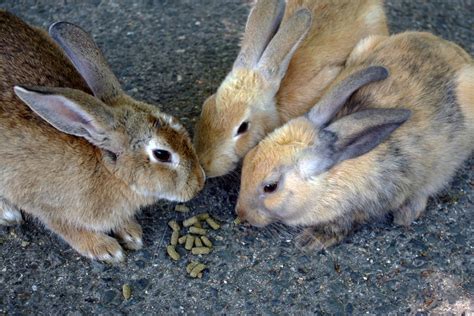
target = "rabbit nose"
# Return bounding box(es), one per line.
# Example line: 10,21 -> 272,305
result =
235,203 -> 247,220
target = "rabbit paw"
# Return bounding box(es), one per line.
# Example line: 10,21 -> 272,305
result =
0,197 -> 23,226
115,219 -> 143,250
47,220 -> 124,263
295,228 -> 346,253
393,195 -> 428,226
79,234 -> 125,263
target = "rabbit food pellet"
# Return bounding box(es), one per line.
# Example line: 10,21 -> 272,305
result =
167,245 -> 180,261
184,235 -> 195,250
191,247 -> 211,255
205,218 -> 220,230
189,227 -> 207,235
122,284 -> 131,300
170,230 -> 180,246
166,213 -> 222,278
183,216 -> 198,227
175,204 -> 190,213
200,236 -> 213,248
178,235 -> 187,245
168,220 -> 180,231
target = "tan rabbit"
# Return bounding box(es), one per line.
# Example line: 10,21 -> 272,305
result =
0,11 -> 205,262
236,32 -> 474,249
194,0 -> 388,177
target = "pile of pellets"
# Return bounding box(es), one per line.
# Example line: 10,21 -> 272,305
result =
166,206 -> 221,278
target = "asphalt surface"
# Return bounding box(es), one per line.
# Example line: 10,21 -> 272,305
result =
0,0 -> 473,314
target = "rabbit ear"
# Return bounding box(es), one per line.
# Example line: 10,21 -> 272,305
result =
298,109 -> 411,176
256,9 -> 311,82
307,67 -> 389,128
49,22 -> 123,103
233,0 -> 286,69
300,108 -> 410,177
14,85 -> 122,154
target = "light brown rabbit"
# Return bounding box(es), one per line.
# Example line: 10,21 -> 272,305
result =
0,11 -> 205,262
236,31 -> 474,250
194,0 -> 388,177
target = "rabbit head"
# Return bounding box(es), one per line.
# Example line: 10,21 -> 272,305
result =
194,0 -> 312,177
14,22 -> 205,203
236,67 -> 411,227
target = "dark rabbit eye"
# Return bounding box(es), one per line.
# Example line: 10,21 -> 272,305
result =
153,149 -> 171,163
264,182 -> 278,193
236,121 -> 249,135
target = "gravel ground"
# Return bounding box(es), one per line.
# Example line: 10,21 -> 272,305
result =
0,0 -> 472,314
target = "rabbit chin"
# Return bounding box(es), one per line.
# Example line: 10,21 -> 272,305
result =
130,185 -> 193,203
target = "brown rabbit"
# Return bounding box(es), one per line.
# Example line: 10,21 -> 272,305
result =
194,0 -> 388,177
0,11 -> 205,262
236,32 -> 473,249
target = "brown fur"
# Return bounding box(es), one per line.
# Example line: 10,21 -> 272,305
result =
194,0 -> 388,177
0,11 -> 204,262
237,31 -> 473,249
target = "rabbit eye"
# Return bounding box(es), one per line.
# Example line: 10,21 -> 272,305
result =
152,149 -> 171,163
263,182 -> 278,194
236,121 -> 249,135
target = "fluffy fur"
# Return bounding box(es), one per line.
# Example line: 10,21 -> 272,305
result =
194,0 -> 388,177
237,32 -> 474,249
0,11 -> 205,262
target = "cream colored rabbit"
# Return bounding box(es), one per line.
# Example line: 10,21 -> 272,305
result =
0,11 -> 205,262
194,0 -> 388,177
236,32 -> 474,249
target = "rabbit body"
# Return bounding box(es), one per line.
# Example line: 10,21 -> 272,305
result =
0,11 -> 204,261
237,32 -> 474,249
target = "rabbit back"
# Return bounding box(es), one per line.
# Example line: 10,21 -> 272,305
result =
277,0 -> 388,122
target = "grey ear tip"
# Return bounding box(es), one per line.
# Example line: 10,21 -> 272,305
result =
48,21 -> 68,35
369,66 -> 390,78
295,8 -> 312,25
48,21 -> 84,37
401,109 -> 412,120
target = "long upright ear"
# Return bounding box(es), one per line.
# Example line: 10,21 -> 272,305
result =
256,9 -> 311,82
320,108 -> 411,165
14,85 -> 121,154
307,66 -> 389,128
49,22 -> 123,103
233,0 -> 286,69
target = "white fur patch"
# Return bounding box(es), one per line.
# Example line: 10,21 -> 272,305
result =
145,138 -> 180,167
364,6 -> 384,26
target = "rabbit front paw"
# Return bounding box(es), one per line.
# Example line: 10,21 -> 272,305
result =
114,218 -> 143,250
47,220 -> 124,263
295,227 -> 347,253
393,195 -> 428,226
